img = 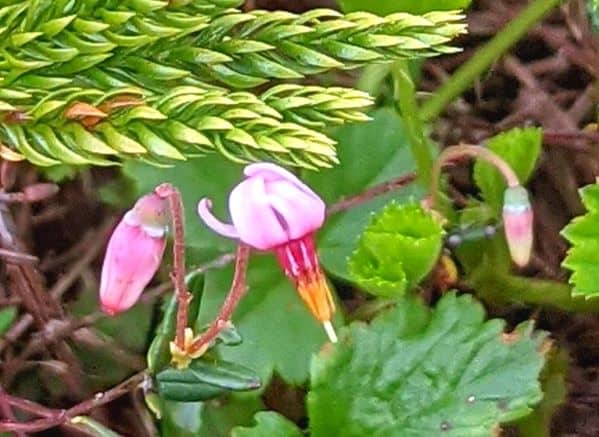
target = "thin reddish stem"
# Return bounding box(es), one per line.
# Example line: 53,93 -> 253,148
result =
187,244 -> 250,355
156,183 -> 191,350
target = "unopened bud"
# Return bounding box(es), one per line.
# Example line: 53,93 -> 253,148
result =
99,191 -> 169,315
502,186 -> 533,267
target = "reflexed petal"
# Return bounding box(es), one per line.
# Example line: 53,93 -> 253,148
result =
265,179 -> 325,240
197,198 -> 239,239
229,176 -> 288,250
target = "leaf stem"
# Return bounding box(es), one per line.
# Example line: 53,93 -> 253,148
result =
187,244 -> 250,356
155,183 -> 191,350
430,144 -> 520,209
420,0 -> 563,122
392,60 -> 433,187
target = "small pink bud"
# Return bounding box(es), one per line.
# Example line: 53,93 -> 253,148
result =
198,162 -> 337,342
99,190 -> 169,315
502,186 -> 533,267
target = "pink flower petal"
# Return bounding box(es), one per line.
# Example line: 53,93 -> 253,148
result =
265,179 -> 325,240
197,198 -> 239,239
229,175 -> 288,250
244,162 -> 322,201
100,220 -> 166,315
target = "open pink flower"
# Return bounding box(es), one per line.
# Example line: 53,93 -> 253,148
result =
503,185 -> 533,267
198,162 -> 337,342
100,190 -> 169,315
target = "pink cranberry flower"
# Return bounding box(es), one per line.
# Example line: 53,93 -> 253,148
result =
503,185 -> 533,267
198,162 -> 337,342
100,188 -> 169,315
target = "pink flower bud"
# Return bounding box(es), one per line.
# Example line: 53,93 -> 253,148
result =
100,191 -> 169,315
198,162 -> 337,342
502,185 -> 533,267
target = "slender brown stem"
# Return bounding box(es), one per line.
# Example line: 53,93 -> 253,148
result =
327,173 -> 417,216
0,372 -> 145,433
187,244 -> 250,356
156,183 -> 191,350
430,144 -> 521,209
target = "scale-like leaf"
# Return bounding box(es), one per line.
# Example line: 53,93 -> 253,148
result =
308,293 -> 547,437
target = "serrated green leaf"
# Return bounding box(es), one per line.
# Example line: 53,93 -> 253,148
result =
308,293 -> 547,437
348,202 -> 444,297
473,127 -> 542,214
232,411 -> 302,437
561,182 -> 599,298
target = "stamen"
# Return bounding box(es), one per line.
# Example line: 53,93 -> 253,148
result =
323,320 -> 338,343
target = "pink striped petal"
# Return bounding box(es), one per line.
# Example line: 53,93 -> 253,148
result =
229,175 -> 288,250
265,179 -> 325,240
244,162 -> 321,201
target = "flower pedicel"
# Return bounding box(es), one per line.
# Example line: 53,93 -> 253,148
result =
198,162 -> 338,342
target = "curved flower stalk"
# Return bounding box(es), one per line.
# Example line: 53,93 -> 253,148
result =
198,162 -> 337,342
99,188 -> 169,315
430,145 -> 534,267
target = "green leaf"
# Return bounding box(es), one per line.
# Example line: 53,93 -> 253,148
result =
308,293 -> 547,437
156,359 -> 261,402
561,183 -> 599,298
232,411 -> 302,437
304,107 -> 423,280
161,395 -> 263,437
338,0 -> 472,15
0,306 -> 17,336
473,127 -> 542,214
147,294 -> 178,374
348,202 -> 444,297
196,256 -> 338,384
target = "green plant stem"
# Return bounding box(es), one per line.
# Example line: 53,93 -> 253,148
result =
392,60 -> 432,187
420,0 -> 563,122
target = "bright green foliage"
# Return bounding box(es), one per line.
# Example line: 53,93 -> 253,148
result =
473,127 -> 542,214
348,202 -> 444,297
305,107 -> 424,280
196,256 -> 338,384
0,84 -> 371,170
339,0 -> 472,15
0,1 -> 466,168
0,306 -> 17,336
561,183 -> 599,298
156,359 -> 261,402
308,293 -> 547,437
161,395 -> 264,437
232,412 -> 302,437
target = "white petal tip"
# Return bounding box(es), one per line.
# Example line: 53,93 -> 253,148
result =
323,321 -> 338,343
